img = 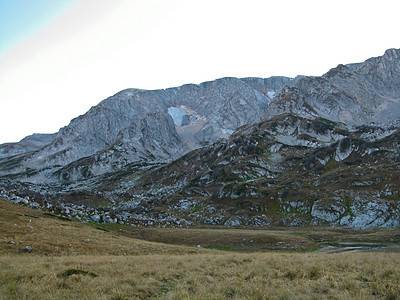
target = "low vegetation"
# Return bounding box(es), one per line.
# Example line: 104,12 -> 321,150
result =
110,225 -> 400,253
0,198 -> 203,256
2,252 -> 400,299
1,198 -> 399,299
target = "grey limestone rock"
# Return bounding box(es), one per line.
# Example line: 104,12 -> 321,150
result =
263,48 -> 400,127
0,133 -> 56,159
311,198 -> 346,223
1,49 -> 400,230
346,198 -> 400,229
0,77 -> 289,182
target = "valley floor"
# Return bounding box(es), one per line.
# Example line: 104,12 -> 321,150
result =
2,252 -> 400,299
1,198 -> 399,299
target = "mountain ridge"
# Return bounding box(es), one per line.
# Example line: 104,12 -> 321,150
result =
0,48 -> 399,229
263,48 -> 400,127
0,76 -> 292,182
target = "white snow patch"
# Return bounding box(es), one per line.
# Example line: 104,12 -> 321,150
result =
267,91 -> 276,99
168,107 -> 187,126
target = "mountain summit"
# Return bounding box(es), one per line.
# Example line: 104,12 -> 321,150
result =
0,76 -> 292,182
264,48 -> 400,126
1,49 -> 399,229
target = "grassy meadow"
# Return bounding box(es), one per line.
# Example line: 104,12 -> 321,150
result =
1,198 -> 399,299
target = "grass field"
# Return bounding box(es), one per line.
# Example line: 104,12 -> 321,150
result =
2,252 -> 400,299
1,198 -> 399,299
110,225 -> 400,253
0,197 -> 204,256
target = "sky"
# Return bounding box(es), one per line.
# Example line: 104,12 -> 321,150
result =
0,0 -> 399,144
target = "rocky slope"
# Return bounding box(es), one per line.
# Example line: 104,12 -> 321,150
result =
0,133 -> 56,159
1,113 -> 398,229
121,114 -> 400,229
0,77 -> 291,182
263,48 -> 400,127
0,48 -> 399,229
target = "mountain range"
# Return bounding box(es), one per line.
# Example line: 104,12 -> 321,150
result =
1,48 -> 399,229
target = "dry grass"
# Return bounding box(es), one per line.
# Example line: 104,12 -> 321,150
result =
117,226 -> 319,252
1,198 -> 400,299
0,198 -> 206,256
104,225 -> 400,253
1,252 -> 399,299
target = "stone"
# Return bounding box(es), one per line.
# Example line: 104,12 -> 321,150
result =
1,49 -> 400,231
311,198 -> 345,223
1,76 -> 288,183
91,215 -> 101,222
224,217 -> 242,226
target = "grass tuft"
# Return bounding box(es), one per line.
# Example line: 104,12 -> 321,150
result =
1,197 -> 400,299
59,268 -> 98,278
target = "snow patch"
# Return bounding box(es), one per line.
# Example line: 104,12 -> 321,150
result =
168,107 -> 188,126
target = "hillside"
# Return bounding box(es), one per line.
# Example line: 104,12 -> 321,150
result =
1,197 -> 400,299
0,197 -> 202,256
0,49 -> 399,229
121,114 -> 400,229
0,77 -> 292,182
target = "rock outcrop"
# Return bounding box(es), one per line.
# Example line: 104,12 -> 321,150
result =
120,114 -> 400,229
0,48 -> 399,229
0,77 -> 289,182
263,48 -> 400,127
0,133 -> 56,159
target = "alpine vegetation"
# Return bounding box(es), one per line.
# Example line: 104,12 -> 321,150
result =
1,49 -> 400,229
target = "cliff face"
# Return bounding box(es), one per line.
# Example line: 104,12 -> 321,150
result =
126,114 -> 400,229
0,49 -> 399,229
263,49 -> 400,127
0,76 -> 289,181
0,134 -> 57,159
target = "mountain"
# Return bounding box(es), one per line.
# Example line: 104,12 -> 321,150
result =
0,133 -> 56,159
0,76 -> 292,182
264,49 -> 400,127
0,48 -> 399,229
125,114 -> 400,228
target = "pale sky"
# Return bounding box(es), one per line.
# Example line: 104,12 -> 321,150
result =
0,0 -> 399,144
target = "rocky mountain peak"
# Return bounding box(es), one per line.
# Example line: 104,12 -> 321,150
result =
0,133 -> 57,159
263,48 -> 400,127
0,48 -> 399,230
382,48 -> 400,61
0,76 -> 290,182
